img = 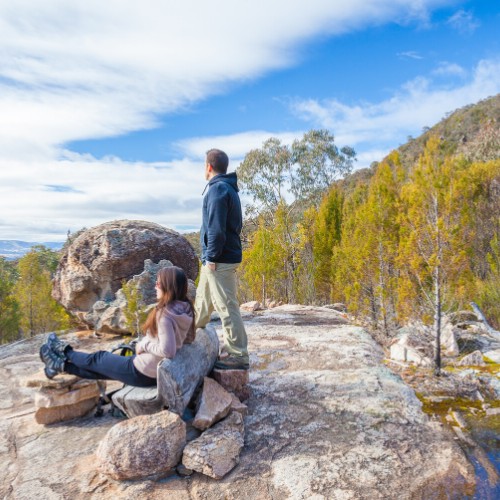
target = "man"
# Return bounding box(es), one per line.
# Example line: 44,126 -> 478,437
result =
194,148 -> 249,370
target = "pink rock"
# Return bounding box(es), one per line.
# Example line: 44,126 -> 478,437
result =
96,410 -> 186,480
34,396 -> 99,425
193,377 -> 232,431
212,369 -> 249,394
268,301 -> 277,309
182,412 -> 244,479
229,393 -> 247,417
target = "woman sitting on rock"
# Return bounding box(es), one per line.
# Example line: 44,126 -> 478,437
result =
39,266 -> 196,386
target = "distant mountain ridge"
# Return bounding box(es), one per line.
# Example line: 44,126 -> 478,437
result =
0,240 -> 63,260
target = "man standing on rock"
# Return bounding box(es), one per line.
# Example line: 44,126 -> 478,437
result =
194,149 -> 249,370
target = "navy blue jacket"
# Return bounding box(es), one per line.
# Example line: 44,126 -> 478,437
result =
200,173 -> 243,264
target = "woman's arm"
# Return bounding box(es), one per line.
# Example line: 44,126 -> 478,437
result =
139,313 -> 177,359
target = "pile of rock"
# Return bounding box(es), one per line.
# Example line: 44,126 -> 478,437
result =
95,376 -> 246,480
21,371 -> 103,425
390,319 -> 460,365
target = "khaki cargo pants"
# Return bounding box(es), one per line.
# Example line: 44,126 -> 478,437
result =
194,263 -> 249,363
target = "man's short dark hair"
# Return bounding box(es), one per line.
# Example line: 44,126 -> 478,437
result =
206,149 -> 229,174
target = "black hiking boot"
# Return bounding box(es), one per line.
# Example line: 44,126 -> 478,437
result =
214,357 -> 249,371
46,332 -> 71,357
39,343 -> 66,379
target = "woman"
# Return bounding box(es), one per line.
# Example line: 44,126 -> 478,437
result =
39,266 -> 196,386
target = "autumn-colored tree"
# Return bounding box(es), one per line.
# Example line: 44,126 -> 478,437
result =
313,185 -> 343,302
15,248 -> 70,336
0,257 -> 21,344
398,137 -> 473,373
332,158 -> 401,332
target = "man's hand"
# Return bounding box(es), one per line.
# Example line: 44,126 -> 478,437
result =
208,262 -> 216,271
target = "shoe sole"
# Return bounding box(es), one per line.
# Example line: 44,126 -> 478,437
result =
213,362 -> 249,371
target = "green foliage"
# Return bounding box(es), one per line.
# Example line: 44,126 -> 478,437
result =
332,157 -> 401,331
0,257 -> 22,344
31,245 -> 60,274
477,234 -> 500,330
290,130 -> 355,207
14,248 -> 71,336
121,279 -> 148,335
313,184 -> 343,302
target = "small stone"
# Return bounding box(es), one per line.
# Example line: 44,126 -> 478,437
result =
34,396 -> 99,425
390,344 -> 407,362
20,370 -> 81,389
268,301 -> 277,309
177,464 -> 193,476
193,378 -> 232,431
458,350 -> 486,367
212,368 -> 249,394
229,392 -> 247,417
445,414 -> 454,422
486,408 -> 500,416
235,386 -> 250,402
35,381 -> 101,408
96,410 -> 186,480
182,412 -> 244,480
452,411 -> 467,429
240,301 -> 261,311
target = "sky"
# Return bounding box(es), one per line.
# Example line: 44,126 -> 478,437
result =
0,0 -> 499,241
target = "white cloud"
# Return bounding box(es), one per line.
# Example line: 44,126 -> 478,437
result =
397,51 -> 423,59
291,58 -> 500,168
447,9 -> 480,34
0,0 -> 462,240
176,131 -> 303,161
432,62 -> 466,77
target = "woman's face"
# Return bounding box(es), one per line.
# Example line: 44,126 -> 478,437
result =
155,280 -> 163,299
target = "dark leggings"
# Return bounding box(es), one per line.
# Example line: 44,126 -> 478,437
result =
64,349 -> 157,387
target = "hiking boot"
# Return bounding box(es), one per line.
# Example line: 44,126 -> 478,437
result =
214,357 -> 249,371
46,332 -> 71,357
39,343 -> 65,379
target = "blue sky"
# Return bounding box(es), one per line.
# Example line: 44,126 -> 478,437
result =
0,0 -> 499,240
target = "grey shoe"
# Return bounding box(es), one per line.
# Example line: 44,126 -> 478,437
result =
214,357 -> 249,371
46,332 -> 71,357
39,343 -> 65,379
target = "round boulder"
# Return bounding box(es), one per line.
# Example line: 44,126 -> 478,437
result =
52,220 -> 199,320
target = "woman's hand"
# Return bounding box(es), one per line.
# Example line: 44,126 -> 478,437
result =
136,344 -> 143,355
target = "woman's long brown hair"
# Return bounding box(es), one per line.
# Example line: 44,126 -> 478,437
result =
142,266 -> 196,343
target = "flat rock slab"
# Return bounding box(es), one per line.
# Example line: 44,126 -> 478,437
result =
35,381 -> 101,408
0,306 -> 475,499
20,370 -> 81,389
35,396 -> 99,425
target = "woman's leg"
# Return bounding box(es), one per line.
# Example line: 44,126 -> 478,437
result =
65,350 -> 156,387
64,362 -> 112,380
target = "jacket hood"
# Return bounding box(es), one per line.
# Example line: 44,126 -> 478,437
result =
162,300 -> 193,330
208,172 -> 239,192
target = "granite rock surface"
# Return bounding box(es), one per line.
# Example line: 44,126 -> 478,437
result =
0,306 -> 476,499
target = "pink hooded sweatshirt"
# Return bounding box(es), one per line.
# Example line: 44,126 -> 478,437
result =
133,300 -> 194,379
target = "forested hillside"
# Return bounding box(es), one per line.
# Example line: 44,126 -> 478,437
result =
236,94 -> 500,339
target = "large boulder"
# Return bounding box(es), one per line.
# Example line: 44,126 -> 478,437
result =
83,259 -> 196,333
52,220 -> 199,325
95,410 -> 186,480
